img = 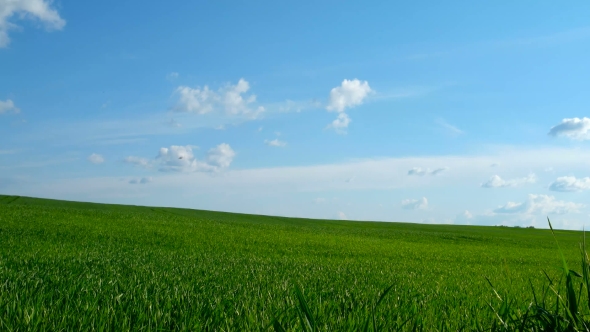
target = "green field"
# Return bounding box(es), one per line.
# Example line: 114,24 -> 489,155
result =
0,194 -> 587,330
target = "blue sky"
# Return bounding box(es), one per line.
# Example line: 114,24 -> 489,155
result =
2,1 -> 590,229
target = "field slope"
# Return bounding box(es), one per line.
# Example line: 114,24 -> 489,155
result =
0,195 -> 584,330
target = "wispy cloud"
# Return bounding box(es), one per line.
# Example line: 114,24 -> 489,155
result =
405,27 -> 590,62
407,167 -> 448,176
87,153 -> 104,164
435,118 -> 463,136
264,139 -> 287,147
494,194 -> 584,215
0,99 -> 20,114
166,72 -> 179,81
481,173 -> 536,188
401,197 -> 428,210
0,0 -> 66,48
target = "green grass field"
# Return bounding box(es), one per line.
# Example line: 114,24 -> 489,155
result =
0,194 -> 587,331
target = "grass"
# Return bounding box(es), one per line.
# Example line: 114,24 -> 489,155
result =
0,194 -> 587,330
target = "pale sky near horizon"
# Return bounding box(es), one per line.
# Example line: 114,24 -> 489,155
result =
2,1 -> 590,229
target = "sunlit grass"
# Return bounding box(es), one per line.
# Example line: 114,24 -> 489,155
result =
0,195 -> 586,330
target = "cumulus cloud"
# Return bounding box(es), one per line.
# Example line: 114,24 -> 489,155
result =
548,117 -> 590,141
264,139 -> 287,147
173,78 -> 264,118
0,0 -> 66,48
494,194 -> 584,215
126,144 -> 235,173
326,79 -> 372,113
327,113 -> 351,132
481,173 -> 536,188
174,86 -> 215,114
124,156 -> 151,167
87,153 -> 104,164
156,145 -> 211,172
325,79 -> 371,132
407,167 -> 448,176
401,197 -> 428,210
0,99 -> 19,114
549,176 -> 590,192
206,143 -> 235,169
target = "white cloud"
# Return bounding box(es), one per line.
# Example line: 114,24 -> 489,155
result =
337,211 -> 347,220
436,118 -> 463,136
481,173 -> 536,188
549,176 -> 590,192
326,79 -> 372,112
174,86 -> 215,114
264,139 -> 286,147
173,78 -> 264,118
166,72 -> 179,80
327,113 -> 351,133
128,144 -> 235,173
494,194 -> 584,215
548,117 -> 590,141
10,145 -> 590,229
401,197 -> 428,210
123,156 -> 151,168
0,99 -> 19,113
407,167 -> 448,176
156,145 -> 206,172
222,79 -> 258,115
323,79 -> 373,131
207,143 -> 235,169
0,0 -> 66,47
87,153 -> 104,164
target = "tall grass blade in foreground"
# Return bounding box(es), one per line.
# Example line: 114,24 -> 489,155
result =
486,217 -> 590,331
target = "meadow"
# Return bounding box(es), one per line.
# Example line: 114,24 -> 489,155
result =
0,194 -> 588,331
